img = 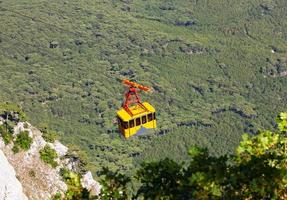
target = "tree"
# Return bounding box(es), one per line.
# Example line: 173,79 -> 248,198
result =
98,112 -> 287,200
227,112 -> 287,199
136,158 -> 185,200
97,167 -> 131,200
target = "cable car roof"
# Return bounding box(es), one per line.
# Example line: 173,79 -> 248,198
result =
117,102 -> 155,121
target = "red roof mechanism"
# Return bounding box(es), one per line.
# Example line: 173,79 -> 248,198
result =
122,79 -> 151,116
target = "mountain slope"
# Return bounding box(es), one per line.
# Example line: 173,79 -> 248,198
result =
0,0 -> 286,173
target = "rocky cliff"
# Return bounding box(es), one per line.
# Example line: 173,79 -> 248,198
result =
0,148 -> 28,200
0,120 -> 101,200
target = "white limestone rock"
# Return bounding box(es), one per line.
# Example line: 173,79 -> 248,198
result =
53,140 -> 68,157
13,122 -> 33,137
81,171 -> 102,196
0,150 -> 28,200
28,135 -> 47,155
61,158 -> 75,171
0,137 -> 4,149
24,134 -> 47,164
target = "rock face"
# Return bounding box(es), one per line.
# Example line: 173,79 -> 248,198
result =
53,141 -> 68,157
0,137 -> 4,149
81,172 -> 102,196
0,149 -> 28,200
0,121 -> 101,199
2,123 -> 68,200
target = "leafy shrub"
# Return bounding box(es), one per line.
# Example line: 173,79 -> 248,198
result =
42,130 -> 59,143
60,168 -> 90,199
65,145 -> 88,173
23,122 -> 29,129
28,170 -> 36,178
60,168 -> 71,180
277,112 -> 287,132
37,123 -> 59,143
39,145 -> 58,168
13,131 -> 33,152
12,145 -> 20,154
51,192 -> 62,200
0,125 -> 13,144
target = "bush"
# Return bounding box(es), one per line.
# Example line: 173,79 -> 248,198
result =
39,145 -> 58,168
97,167 -> 131,200
13,131 -> 33,152
65,145 -> 88,173
0,125 -> 13,145
60,168 -> 90,200
51,192 -> 62,200
37,123 -> 59,143
28,170 -> 36,178
23,122 -> 29,129
12,145 -> 20,153
42,130 -> 59,143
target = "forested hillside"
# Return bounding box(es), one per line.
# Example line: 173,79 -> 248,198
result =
0,0 -> 287,174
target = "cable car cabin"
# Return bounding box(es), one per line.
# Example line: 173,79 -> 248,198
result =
117,79 -> 156,138
117,102 -> 157,138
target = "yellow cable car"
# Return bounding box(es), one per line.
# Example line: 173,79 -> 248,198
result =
117,102 -> 157,138
117,80 -> 157,138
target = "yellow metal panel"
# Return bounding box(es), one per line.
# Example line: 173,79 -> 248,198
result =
117,102 -> 156,121
143,122 -> 150,129
142,102 -> 156,113
117,108 -> 132,121
142,120 -> 157,129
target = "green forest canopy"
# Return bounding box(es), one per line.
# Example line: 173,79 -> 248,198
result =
0,0 -> 286,174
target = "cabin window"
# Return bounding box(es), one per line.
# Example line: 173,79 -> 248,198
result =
148,113 -> 153,122
118,117 -> 124,127
123,121 -> 128,129
129,119 -> 135,128
136,117 -> 141,126
142,115 -> 147,124
153,112 -> 156,120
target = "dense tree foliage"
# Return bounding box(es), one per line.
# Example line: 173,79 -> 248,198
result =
98,112 -> 287,199
97,167 -> 131,200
